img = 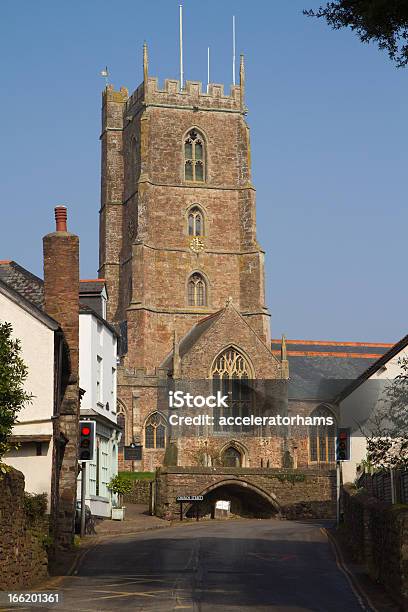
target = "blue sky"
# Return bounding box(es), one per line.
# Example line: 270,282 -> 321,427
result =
0,0 -> 406,343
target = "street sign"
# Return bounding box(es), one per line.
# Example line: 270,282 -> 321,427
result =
176,495 -> 203,502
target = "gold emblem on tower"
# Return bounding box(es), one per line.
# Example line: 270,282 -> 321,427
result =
189,236 -> 205,253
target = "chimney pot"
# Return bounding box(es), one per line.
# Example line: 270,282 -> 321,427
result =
55,206 -> 67,232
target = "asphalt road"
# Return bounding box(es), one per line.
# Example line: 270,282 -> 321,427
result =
51,520 -> 370,612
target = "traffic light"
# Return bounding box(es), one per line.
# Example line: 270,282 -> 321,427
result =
79,420 -> 95,462
336,428 -> 350,461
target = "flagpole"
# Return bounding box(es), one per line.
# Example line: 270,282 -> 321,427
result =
179,4 -> 184,91
232,15 -> 236,86
207,47 -> 210,93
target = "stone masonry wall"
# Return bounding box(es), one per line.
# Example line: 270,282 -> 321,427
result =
155,467 -> 336,520
342,484 -> 408,608
0,469 -> 49,589
123,479 -> 152,505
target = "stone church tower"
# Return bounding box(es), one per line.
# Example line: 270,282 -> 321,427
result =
99,46 -> 288,471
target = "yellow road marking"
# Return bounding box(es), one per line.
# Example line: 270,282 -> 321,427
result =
321,527 -> 378,612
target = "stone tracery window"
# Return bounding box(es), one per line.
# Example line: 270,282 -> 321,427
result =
188,206 -> 204,236
145,412 -> 167,449
188,273 -> 207,307
308,405 -> 336,463
211,347 -> 253,432
184,130 -> 205,182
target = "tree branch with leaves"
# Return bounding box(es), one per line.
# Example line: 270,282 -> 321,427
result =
359,356 -> 408,470
304,1 -> 408,67
0,321 -> 32,471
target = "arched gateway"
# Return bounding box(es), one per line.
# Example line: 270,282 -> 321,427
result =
185,478 -> 279,519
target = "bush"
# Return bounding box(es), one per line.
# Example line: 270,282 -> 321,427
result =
108,474 -> 133,506
24,492 -> 47,521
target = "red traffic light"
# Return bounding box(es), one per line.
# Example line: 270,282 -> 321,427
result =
79,420 -> 95,462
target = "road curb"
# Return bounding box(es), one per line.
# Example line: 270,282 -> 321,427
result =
322,527 -> 378,612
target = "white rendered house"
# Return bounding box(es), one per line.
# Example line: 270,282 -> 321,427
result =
338,334 -> 408,483
77,281 -> 121,518
0,270 -> 60,509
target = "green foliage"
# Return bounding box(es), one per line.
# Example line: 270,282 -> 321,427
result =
304,1 -> 408,67
0,321 -> 32,462
118,471 -> 154,481
107,474 -> 134,496
41,533 -> 54,549
274,472 -> 306,485
24,492 -> 47,521
362,357 -> 408,469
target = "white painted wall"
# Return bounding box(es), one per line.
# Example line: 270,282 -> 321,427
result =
79,314 -> 117,421
340,343 -> 408,483
78,313 -> 119,517
0,292 -> 54,503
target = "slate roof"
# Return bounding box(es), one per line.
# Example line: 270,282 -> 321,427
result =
0,277 -> 59,331
271,339 -> 393,401
79,279 -> 106,295
161,309 -> 224,368
0,261 -> 115,334
0,261 -> 44,309
335,334 -> 408,403
79,302 -> 118,337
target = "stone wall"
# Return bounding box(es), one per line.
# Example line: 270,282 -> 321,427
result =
0,469 -> 49,589
123,479 -> 152,505
155,466 -> 336,520
342,484 -> 408,608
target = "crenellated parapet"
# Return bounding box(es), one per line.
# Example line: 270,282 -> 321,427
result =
126,77 -> 243,115
118,365 -> 170,387
103,84 -> 129,104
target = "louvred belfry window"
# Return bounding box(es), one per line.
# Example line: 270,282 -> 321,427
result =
184,130 -> 205,182
188,207 -> 204,236
188,273 -> 207,307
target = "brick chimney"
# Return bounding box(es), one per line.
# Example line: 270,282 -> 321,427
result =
43,206 -> 79,549
43,206 -> 79,371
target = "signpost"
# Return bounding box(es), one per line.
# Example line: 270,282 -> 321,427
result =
176,495 -> 203,521
124,443 -> 142,461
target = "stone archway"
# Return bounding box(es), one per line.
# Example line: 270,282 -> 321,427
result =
185,478 -> 280,519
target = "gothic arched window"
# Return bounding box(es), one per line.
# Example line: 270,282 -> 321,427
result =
187,273 -> 207,307
188,206 -> 204,236
222,446 -> 242,467
145,413 -> 167,449
184,130 -> 205,182
211,347 -> 253,432
308,405 -> 336,464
